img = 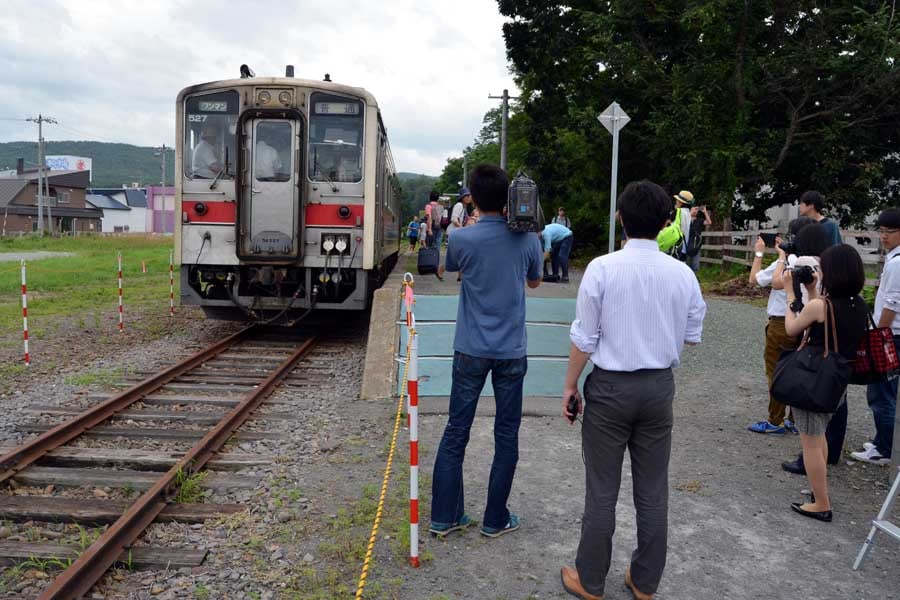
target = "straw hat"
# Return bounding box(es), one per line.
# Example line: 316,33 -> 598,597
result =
673,190 -> 695,206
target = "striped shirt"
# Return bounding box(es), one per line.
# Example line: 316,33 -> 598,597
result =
570,238 -> 707,371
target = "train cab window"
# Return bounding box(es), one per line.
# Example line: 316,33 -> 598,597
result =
308,93 -> 364,184
184,90 -> 239,180
254,121 -> 291,182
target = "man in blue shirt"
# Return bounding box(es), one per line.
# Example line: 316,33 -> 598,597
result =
798,190 -> 842,246
430,164 -> 543,539
541,222 -> 574,283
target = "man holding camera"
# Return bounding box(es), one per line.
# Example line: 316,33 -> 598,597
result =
430,164 -> 543,539
559,180 -> 706,600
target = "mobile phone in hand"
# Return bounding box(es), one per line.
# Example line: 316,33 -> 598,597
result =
760,233 -> 777,247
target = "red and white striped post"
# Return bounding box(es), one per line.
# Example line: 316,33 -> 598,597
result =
117,252 -> 124,333
169,250 -> 175,316
403,280 -> 416,426
408,328 -> 420,568
21,260 -> 29,366
402,273 -> 420,568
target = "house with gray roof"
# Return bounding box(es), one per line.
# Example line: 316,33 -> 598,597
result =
0,159 -> 101,235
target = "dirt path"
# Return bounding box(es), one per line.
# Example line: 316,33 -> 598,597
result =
366,296 -> 899,600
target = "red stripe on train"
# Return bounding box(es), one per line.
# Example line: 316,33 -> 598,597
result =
305,204 -> 363,227
182,200 -> 236,223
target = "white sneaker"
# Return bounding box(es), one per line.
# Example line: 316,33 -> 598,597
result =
850,446 -> 891,465
863,441 -> 875,451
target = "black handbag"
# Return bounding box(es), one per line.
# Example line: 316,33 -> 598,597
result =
771,299 -> 851,413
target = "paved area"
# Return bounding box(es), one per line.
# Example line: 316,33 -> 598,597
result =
374,250 -> 899,599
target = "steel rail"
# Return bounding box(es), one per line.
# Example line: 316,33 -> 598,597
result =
0,324 -> 258,483
39,335 -> 317,599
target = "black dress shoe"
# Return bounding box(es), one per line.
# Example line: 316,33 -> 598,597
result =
791,502 -> 832,522
781,459 -> 806,475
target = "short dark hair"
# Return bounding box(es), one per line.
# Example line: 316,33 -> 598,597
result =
799,190 -> 825,212
876,207 -> 900,229
468,164 -> 508,213
820,244 -> 864,298
429,191 -> 440,202
618,180 -> 670,239
788,216 -> 817,236
795,223 -> 831,257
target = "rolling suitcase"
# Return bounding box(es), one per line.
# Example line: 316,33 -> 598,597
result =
417,247 -> 440,275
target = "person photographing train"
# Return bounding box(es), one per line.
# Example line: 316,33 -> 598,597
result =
430,164 -> 543,539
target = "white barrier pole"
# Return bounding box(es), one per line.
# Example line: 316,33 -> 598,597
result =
21,260 -> 29,366
169,250 -> 175,316
117,252 -> 124,333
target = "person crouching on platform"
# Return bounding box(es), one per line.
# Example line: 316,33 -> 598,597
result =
559,180 -> 707,600
429,164 -> 543,538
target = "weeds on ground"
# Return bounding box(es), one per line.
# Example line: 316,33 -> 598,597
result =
64,367 -> 123,386
173,468 -> 208,503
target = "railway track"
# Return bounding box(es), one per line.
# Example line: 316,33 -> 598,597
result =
0,324 -> 326,599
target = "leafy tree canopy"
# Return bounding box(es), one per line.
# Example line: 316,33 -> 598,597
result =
499,0 -> 900,241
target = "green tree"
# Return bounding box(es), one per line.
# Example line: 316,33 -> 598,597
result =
499,0 -> 900,242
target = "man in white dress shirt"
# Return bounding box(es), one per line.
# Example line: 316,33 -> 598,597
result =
191,125 -> 224,179
559,180 -> 707,600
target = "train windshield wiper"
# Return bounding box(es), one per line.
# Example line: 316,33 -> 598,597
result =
209,147 -> 230,190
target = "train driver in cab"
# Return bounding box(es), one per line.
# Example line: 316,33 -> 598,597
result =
192,124 -> 225,179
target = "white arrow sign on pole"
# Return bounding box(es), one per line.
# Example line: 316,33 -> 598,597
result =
598,102 -> 630,254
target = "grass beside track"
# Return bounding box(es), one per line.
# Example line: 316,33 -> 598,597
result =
0,235 -> 177,336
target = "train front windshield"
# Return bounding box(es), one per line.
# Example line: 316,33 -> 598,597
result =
308,93 -> 364,184
183,90 -> 239,180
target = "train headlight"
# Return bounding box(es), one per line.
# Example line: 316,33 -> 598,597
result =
194,202 -> 207,216
258,90 -> 271,104
338,205 -> 351,220
278,91 -> 291,105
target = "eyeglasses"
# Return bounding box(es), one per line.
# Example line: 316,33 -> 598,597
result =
878,228 -> 900,235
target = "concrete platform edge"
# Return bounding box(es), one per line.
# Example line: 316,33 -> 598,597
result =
360,268 -> 406,400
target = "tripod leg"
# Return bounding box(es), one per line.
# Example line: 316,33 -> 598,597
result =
853,466 -> 900,570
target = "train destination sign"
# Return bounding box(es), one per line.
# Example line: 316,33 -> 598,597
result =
315,102 -> 360,115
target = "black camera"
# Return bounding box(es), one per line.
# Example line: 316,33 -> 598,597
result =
507,171 -> 542,233
778,235 -> 797,255
793,264 -> 816,285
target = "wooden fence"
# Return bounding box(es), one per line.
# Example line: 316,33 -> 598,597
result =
700,230 -> 884,286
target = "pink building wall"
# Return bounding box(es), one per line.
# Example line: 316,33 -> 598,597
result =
145,186 -> 175,234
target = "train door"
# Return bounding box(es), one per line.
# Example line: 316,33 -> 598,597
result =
239,118 -> 303,258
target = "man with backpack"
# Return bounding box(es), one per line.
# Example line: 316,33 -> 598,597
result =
425,191 -> 446,249
798,190 -> 842,246
685,205 -> 712,271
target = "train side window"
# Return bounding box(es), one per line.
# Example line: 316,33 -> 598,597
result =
308,93 -> 364,184
183,90 -> 239,180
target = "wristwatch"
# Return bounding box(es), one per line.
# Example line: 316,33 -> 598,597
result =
755,251 -> 764,258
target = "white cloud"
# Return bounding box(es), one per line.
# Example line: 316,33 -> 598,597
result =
0,0 -> 517,176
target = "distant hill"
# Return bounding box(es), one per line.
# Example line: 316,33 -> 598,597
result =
398,172 -> 436,181
0,141 -> 175,188
0,142 -> 436,189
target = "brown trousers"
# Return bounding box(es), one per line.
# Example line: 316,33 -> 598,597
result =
764,317 -> 800,425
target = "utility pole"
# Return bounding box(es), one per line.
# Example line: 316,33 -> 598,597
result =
26,115 -> 57,236
488,89 -> 518,171
462,154 -> 468,188
155,144 -> 167,187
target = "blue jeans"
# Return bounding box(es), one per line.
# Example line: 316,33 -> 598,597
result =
865,336 -> 899,457
551,234 -> 573,278
431,351 -> 527,530
429,228 -> 444,249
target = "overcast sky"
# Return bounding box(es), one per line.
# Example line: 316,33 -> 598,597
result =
0,0 -> 518,176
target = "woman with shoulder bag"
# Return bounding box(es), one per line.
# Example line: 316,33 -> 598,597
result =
781,244 -> 869,522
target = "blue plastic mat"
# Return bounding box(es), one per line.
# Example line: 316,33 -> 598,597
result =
399,295 -> 587,396
401,295 -> 576,324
